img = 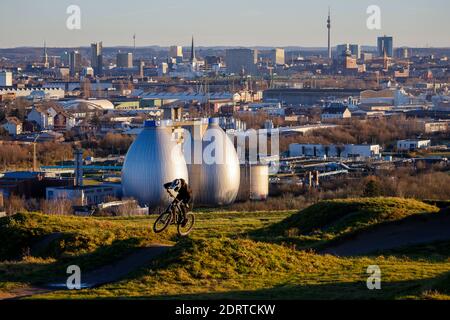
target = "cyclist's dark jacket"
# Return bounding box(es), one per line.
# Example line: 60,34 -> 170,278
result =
164,179 -> 192,205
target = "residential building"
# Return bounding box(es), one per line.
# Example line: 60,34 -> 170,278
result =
0,71 -> 13,87
27,104 -> 75,131
1,117 -> 23,136
321,103 -> 352,121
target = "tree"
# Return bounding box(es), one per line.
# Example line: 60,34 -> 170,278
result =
363,178 -> 382,197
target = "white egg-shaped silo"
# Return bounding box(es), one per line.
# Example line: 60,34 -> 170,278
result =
185,118 -> 240,206
183,118 -> 208,205
122,120 -> 189,207
237,164 -> 270,201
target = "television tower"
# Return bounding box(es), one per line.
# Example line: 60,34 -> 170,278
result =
327,7 -> 332,60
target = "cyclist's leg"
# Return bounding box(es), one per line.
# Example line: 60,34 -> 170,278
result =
180,202 -> 188,226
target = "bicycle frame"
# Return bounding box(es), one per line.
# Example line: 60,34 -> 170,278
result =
164,189 -> 184,224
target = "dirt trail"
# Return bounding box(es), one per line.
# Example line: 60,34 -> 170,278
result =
321,213 -> 450,256
1,245 -> 172,300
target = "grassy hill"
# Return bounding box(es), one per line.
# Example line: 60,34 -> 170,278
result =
1,199 -> 449,300
0,212 -> 174,261
37,237 -> 450,300
251,198 -> 440,248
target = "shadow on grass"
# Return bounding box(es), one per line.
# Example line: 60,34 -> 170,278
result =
248,209 -> 450,261
0,237 -> 146,286
128,271 -> 450,301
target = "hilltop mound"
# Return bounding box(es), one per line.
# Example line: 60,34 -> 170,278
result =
252,198 -> 440,247
38,237 -> 450,300
0,212 -> 172,261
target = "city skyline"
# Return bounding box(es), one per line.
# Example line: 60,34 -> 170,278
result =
0,0 -> 449,48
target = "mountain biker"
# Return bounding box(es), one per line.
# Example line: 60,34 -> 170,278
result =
164,179 -> 192,226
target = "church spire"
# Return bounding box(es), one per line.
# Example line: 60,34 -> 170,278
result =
190,35 -> 196,63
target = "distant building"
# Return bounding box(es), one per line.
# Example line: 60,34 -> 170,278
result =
158,62 -> 169,76
116,52 -> 133,68
421,121 -> 449,134
1,117 -> 23,136
0,87 -> 65,100
360,88 -> 411,109
69,51 -> 82,77
27,104 -> 75,131
225,48 -> 257,75
336,44 -> 361,60
289,143 -> 380,159
270,48 -> 285,65
321,103 -> 352,121
361,52 -> 373,62
395,47 -> 409,59
46,185 -> 120,206
169,46 -> 183,59
82,67 -> 94,77
0,171 -> 73,199
0,71 -> 13,87
91,42 -> 103,76
377,36 -> 394,57
263,88 -> 362,106
397,139 -> 431,152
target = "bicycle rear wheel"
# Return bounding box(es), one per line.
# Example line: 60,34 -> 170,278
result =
153,210 -> 173,234
177,213 -> 195,237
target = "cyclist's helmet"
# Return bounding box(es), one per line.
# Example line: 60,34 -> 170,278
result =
170,179 -> 182,192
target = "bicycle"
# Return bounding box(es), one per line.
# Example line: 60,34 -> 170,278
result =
153,189 -> 195,236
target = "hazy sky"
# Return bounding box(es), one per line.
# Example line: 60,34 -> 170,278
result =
1,0 -> 449,48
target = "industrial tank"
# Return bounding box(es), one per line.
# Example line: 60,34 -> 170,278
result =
184,118 -> 240,206
122,120 -> 189,207
237,164 -> 270,201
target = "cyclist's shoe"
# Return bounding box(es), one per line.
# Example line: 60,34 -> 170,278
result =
181,216 -> 188,227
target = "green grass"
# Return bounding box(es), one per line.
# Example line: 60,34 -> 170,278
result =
0,210 -> 291,292
251,197 -> 440,249
0,213 -> 175,288
1,198 -> 449,300
35,238 -> 450,300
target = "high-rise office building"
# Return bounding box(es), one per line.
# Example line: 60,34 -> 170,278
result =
69,51 -> 82,77
169,46 -> 183,59
395,47 -> 409,59
91,42 -> 103,76
117,52 -> 133,68
225,48 -> 257,75
0,71 -> 13,87
271,48 -> 285,65
377,36 -> 394,57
